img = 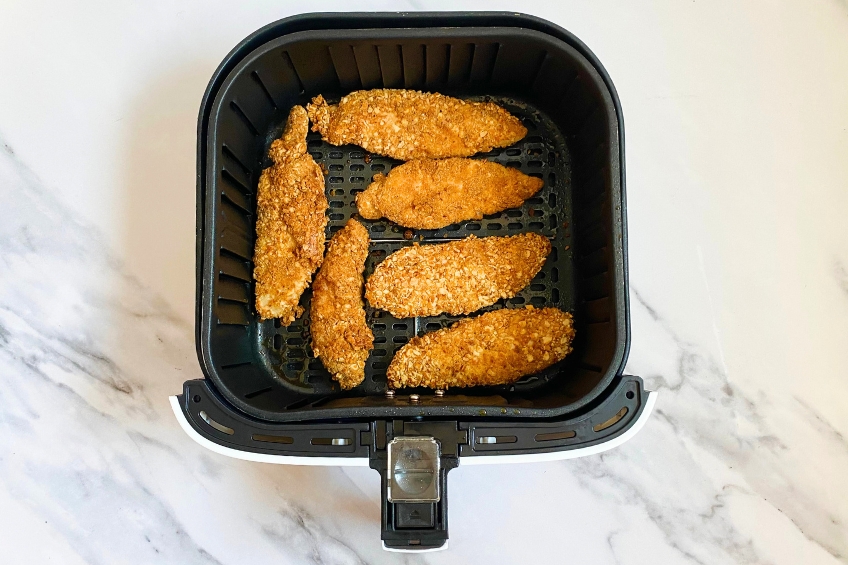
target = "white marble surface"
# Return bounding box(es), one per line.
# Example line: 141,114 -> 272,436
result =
2,1 -> 848,563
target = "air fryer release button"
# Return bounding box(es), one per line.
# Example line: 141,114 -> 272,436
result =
395,503 -> 435,529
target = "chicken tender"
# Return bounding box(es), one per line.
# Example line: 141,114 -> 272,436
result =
356,158 -> 544,229
310,219 -> 374,390
253,106 -> 328,323
365,233 -> 550,318
387,307 -> 575,389
306,90 -> 527,160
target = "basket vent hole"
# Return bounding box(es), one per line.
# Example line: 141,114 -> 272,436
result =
273,334 -> 282,350
505,148 -> 522,156
372,361 -> 388,370
393,336 -> 409,344
329,200 -> 344,208
466,223 -> 481,231
329,213 -> 345,221
506,161 -> 521,169
476,435 -> 517,444
329,151 -> 343,159
371,225 -> 386,233
528,160 -> 543,168
329,164 -> 343,172
199,411 -> 234,435
593,407 -> 629,432
374,336 -> 387,344
507,223 -> 523,230
426,323 -> 442,331
350,176 -> 365,183
392,323 -> 408,330
371,163 -> 386,171
244,387 -> 273,399
530,284 -> 546,291
373,324 -> 386,331
527,147 -> 543,156
487,223 -> 502,230
311,437 -> 352,446
350,164 -> 364,172
373,349 -> 388,357
329,177 -> 344,184
506,210 -> 522,218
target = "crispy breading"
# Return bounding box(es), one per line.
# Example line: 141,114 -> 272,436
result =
356,158 -> 544,229
387,307 -> 575,389
253,106 -> 328,323
365,233 -> 551,318
306,90 -> 527,160
310,219 -> 374,390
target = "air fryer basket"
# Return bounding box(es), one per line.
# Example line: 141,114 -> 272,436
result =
199,20 -> 627,423
176,12 -> 652,551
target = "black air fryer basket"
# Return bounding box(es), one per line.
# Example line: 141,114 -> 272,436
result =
171,12 -> 656,551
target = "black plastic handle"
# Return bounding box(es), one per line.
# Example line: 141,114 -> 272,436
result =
366,421 -> 466,550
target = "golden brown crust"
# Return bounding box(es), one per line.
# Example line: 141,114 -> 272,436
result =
387,307 -> 575,389
306,90 -> 527,160
356,158 -> 544,229
365,233 -> 551,318
253,106 -> 328,323
310,219 -> 374,389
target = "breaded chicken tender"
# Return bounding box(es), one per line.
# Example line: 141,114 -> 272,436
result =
310,219 -> 374,389
306,90 -> 527,160
387,307 -> 575,389
365,233 -> 550,318
253,106 -> 328,323
356,158 -> 544,229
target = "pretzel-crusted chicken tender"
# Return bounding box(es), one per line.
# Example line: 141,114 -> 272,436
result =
253,106 -> 328,323
365,233 -> 550,318
387,307 -> 575,389
310,219 -> 374,390
356,158 -> 544,229
307,90 -> 527,160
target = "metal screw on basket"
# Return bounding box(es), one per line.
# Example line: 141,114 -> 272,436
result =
434,390 -> 445,397
409,394 -> 420,403
385,389 -> 395,399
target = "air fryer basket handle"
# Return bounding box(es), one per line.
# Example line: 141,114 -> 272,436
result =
368,421 -> 466,551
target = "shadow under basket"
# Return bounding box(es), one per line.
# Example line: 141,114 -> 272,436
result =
177,12 -> 654,552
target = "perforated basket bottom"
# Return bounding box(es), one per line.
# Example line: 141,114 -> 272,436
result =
255,98 -> 575,400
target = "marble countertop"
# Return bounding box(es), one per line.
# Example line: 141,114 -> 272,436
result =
2,1 -> 847,563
